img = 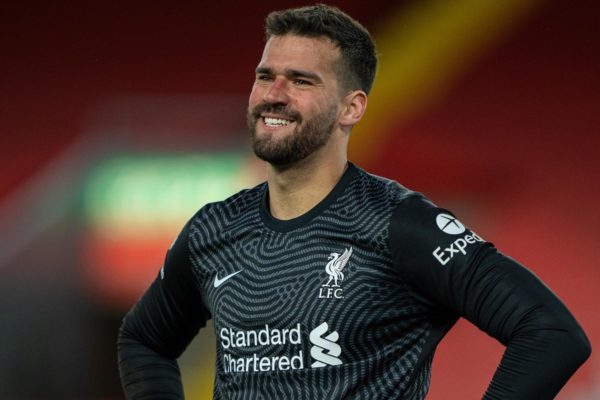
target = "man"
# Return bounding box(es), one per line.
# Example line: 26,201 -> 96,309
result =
118,4 -> 590,399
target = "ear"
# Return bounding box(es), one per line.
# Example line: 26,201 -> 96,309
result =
339,90 -> 368,128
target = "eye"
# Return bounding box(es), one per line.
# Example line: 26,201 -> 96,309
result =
256,74 -> 273,82
293,78 -> 312,86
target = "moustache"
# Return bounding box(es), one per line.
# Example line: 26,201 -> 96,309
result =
249,103 -> 302,123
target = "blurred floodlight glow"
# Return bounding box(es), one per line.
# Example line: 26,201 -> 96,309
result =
80,152 -> 262,307
83,153 -> 254,238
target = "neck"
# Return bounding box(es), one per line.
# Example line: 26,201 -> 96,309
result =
266,152 -> 348,220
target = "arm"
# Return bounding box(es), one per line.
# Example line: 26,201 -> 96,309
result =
389,194 -> 591,399
473,253 -> 590,399
118,217 -> 210,399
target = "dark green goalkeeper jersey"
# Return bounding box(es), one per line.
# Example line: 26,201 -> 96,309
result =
118,163 -> 590,399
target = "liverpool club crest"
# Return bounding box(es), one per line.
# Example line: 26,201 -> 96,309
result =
319,247 -> 352,299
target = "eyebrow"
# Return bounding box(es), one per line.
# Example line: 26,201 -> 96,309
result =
255,67 -> 322,83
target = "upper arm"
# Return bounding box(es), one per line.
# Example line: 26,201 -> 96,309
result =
388,194 -> 586,343
119,215 -> 210,359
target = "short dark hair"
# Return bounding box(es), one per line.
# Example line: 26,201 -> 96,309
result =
265,4 -> 377,95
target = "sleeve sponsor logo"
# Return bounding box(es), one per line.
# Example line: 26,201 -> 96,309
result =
436,213 -> 466,234
432,213 -> 484,266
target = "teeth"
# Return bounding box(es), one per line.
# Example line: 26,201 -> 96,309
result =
264,117 -> 291,126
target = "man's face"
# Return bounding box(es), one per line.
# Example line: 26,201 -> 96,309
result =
247,35 -> 343,166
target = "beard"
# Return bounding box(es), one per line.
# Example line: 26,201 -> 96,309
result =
246,102 -> 338,166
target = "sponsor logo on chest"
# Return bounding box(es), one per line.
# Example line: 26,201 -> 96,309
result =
220,321 -> 342,373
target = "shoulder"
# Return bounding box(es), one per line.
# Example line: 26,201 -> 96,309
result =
391,190 -> 440,228
349,164 -> 417,208
347,164 -> 443,222
388,189 -> 487,269
388,187 -> 460,242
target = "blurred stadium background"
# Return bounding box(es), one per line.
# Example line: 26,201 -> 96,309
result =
1,1 -> 598,398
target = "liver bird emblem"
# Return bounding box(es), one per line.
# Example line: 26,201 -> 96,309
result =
323,247 -> 353,287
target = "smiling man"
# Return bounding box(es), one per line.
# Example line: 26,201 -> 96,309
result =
248,34 -> 354,165
118,4 -> 590,399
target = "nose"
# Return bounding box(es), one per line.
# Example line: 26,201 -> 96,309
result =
263,77 -> 289,104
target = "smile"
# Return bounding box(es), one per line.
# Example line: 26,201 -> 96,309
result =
263,116 -> 293,127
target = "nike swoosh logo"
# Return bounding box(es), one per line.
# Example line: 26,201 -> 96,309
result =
213,270 -> 243,288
